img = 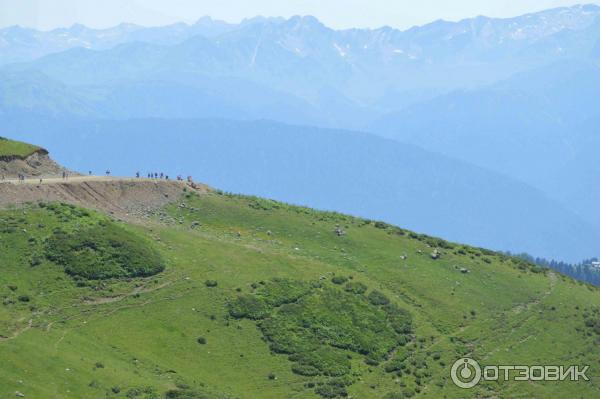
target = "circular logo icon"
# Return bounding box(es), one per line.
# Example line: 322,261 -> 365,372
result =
451,357 -> 482,389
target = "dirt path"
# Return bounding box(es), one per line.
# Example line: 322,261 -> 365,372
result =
0,175 -> 208,222
82,280 -> 175,306
0,319 -> 33,342
1,176 -> 156,185
481,271 -> 558,360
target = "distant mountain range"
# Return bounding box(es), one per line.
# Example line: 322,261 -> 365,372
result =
2,4 -> 600,108
1,4 -> 600,261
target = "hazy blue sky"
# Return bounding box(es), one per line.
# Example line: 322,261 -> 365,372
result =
1,0 -> 599,30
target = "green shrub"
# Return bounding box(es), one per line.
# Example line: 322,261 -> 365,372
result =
374,221 -> 388,229
314,379 -> 351,398
17,295 -> 30,302
344,282 -> 367,294
29,254 -> 43,267
45,221 -> 164,280
205,280 -> 218,288
368,290 -> 390,306
231,279 -> 413,398
197,337 -> 207,345
164,389 -> 214,399
381,393 -> 403,399
292,363 -> 321,376
383,303 -> 412,334
331,276 -> 348,285
228,295 -> 268,319
257,278 -> 312,306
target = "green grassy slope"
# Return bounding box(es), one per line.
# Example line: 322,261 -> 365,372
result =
0,192 -> 598,399
0,137 -> 41,158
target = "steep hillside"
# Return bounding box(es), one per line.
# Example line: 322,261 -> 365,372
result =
3,118 -> 598,262
369,60 -> 600,228
0,189 -> 598,398
0,137 -> 41,159
0,137 -> 66,178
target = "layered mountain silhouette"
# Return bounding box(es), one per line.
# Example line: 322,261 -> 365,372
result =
1,4 -> 600,261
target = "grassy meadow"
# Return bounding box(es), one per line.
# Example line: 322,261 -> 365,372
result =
0,191 -> 598,398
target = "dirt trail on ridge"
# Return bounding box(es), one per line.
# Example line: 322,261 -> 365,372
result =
0,177 -> 208,222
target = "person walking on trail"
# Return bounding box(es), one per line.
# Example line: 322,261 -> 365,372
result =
106,170 -> 110,176
136,171 -> 140,178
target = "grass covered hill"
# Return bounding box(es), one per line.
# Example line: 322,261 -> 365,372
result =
0,136 -> 43,159
0,189 -> 598,399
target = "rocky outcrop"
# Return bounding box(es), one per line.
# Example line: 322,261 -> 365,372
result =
0,150 -> 69,179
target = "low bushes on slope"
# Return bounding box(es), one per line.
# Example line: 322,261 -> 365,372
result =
38,203 -> 165,280
228,278 -> 414,398
46,222 -> 165,279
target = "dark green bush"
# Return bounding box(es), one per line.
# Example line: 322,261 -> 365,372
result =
331,276 -> 348,285
368,290 -> 390,306
231,279 -> 413,398
292,363 -> 321,376
257,278 -> 312,306
45,221 -> 165,280
17,295 -> 30,302
344,282 -> 367,295
228,295 -> 268,319
205,280 -> 218,288
383,303 -> 412,334
314,379 -> 351,398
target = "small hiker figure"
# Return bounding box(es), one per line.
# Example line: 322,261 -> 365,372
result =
89,170 -> 92,176
106,170 -> 110,176
136,171 -> 140,178
160,172 -> 164,179
62,171 -> 66,180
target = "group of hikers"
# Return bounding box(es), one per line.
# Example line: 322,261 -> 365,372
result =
3,170 -> 194,185
137,171 -> 192,182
